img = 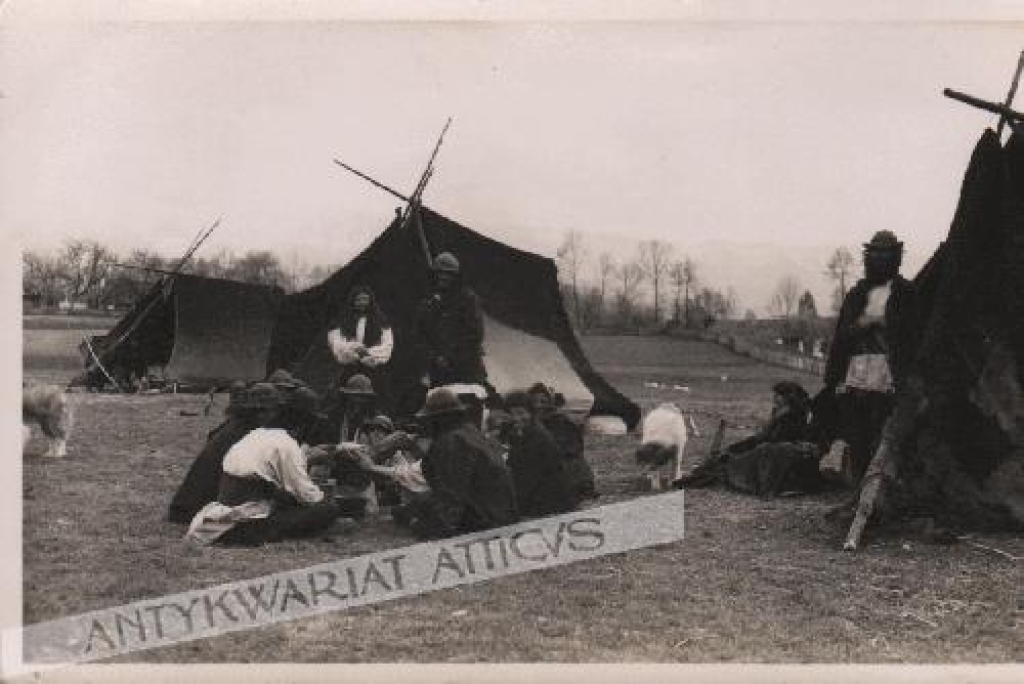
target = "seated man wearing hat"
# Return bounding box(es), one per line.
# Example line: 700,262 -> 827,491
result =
344,414 -> 430,508
321,373 -> 384,514
414,251 -> 490,426
167,380 -> 268,524
186,383 -> 340,546
819,230 -> 921,487
396,388 -> 518,539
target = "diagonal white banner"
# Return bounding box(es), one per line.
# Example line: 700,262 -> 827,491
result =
14,491 -> 685,667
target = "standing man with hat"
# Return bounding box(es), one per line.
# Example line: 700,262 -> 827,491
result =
185,383 -> 340,546
414,251 -> 491,427
819,230 -> 921,486
396,388 -> 518,539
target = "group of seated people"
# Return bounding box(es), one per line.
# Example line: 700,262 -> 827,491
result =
168,370 -> 596,546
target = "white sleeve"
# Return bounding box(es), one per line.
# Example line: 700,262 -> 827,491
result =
328,328 -> 359,364
365,327 -> 394,366
277,443 -> 325,505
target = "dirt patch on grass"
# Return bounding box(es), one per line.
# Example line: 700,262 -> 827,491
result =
22,336 -> 1024,663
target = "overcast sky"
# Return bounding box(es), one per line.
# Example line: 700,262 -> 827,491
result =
3,5 -> 1023,306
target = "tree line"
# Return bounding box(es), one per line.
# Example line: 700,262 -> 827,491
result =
555,231 -> 861,332
555,231 -> 738,332
22,240 -> 330,310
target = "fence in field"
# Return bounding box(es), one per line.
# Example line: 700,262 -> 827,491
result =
703,332 -> 826,376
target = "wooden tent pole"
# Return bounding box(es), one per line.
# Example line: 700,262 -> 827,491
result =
82,335 -> 124,393
332,159 -> 410,202
997,50 -> 1024,137
85,217 -> 222,385
944,88 -> 1024,123
399,119 -> 452,268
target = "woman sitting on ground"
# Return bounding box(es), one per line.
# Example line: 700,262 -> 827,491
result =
680,381 -> 826,497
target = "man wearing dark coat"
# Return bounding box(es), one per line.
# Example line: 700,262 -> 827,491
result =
414,251 -> 490,426
503,391 -> 578,517
397,388 -> 518,539
819,230 -> 921,486
415,251 -> 488,386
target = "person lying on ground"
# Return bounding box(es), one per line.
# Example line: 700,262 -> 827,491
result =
185,383 -> 340,546
394,388 -> 519,539
528,382 -> 597,499
679,381 -> 827,497
503,391 -> 579,517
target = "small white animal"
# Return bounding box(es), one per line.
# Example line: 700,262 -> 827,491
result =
22,383 -> 74,458
636,402 -> 689,483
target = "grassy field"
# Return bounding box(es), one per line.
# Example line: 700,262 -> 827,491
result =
21,333 -> 1024,663
22,314 -> 113,385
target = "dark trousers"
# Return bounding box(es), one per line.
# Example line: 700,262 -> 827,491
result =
837,390 -> 895,483
218,501 -> 340,546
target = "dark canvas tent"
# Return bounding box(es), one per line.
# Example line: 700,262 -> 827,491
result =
267,207 -> 641,429
885,128 -> 1024,529
84,274 -> 285,387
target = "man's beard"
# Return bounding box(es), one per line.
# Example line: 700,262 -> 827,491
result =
864,252 -> 901,284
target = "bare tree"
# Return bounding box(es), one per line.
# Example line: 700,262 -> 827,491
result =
59,239 -> 114,307
23,252 -> 64,307
669,257 -> 698,326
638,240 -> 673,324
771,275 -> 803,319
615,259 -> 645,325
597,252 -> 614,325
825,247 -> 856,314
556,230 -> 588,328
225,251 -> 290,289
190,250 -> 232,279
797,290 -> 818,319
724,286 -> 739,320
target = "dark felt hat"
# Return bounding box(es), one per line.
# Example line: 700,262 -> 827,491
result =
415,388 -> 466,419
340,374 -> 375,396
237,383 -> 285,410
863,230 -> 904,252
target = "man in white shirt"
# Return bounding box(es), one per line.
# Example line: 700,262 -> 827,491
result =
186,384 -> 340,546
328,285 -> 393,374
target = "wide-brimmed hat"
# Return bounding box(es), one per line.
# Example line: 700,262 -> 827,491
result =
863,230 -> 904,252
432,251 -> 460,274
236,383 -> 285,410
364,414 -> 395,433
267,368 -> 306,391
340,374 -> 375,396
415,388 -> 466,420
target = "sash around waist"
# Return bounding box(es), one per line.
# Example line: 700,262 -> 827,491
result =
217,473 -> 278,507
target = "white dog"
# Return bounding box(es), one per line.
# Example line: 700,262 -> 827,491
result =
636,402 -> 695,484
23,383 -> 74,458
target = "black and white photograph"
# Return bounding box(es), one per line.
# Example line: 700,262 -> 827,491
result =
5,1 -> 1024,679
